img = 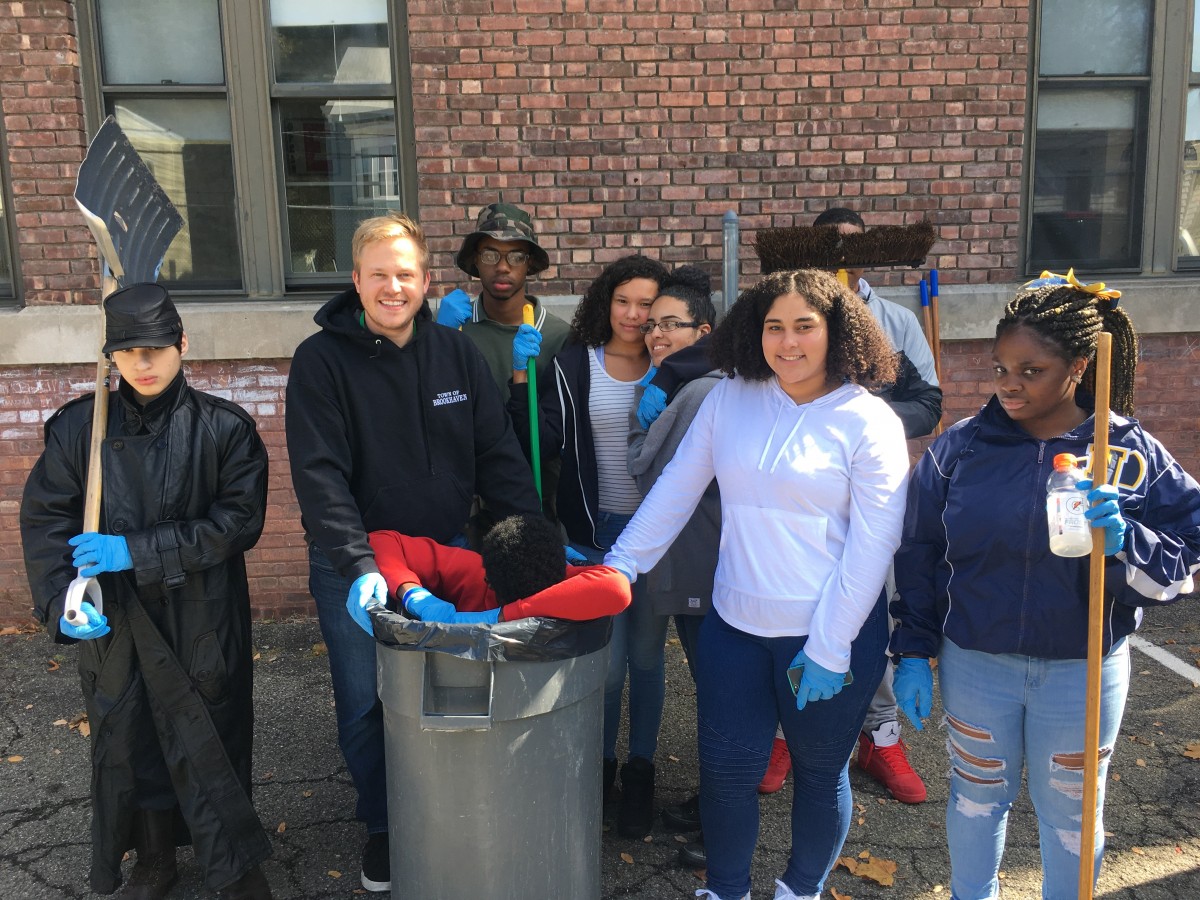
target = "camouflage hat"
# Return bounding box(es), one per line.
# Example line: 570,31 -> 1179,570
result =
456,202 -> 550,277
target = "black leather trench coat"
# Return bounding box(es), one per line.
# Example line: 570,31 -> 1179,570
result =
20,375 -> 271,893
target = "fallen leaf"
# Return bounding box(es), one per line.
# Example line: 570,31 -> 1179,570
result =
667,754 -> 680,763
46,659 -> 60,672
620,852 -> 634,864
328,870 -> 342,878
674,834 -> 687,844
1111,772 -> 1122,781
1182,743 -> 1200,760
830,888 -> 853,900
998,871 -> 1006,879
0,626 -> 20,636
276,822 -> 286,834
1132,847 -> 1145,856
1167,639 -> 1177,644
311,642 -> 327,657
52,719 -> 68,726
262,771 -> 274,780
25,703 -> 34,709
837,854 -> 898,887
1136,758 -> 1146,767
642,835 -> 653,843
858,850 -> 871,859
68,713 -> 90,738
692,869 -> 706,881
253,651 -> 261,661
857,817 -> 865,825
933,887 -> 944,894
7,755 -> 24,763
302,790 -> 313,798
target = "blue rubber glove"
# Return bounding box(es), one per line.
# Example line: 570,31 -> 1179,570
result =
893,657 -> 934,731
403,587 -> 500,624
637,366 -> 658,388
1079,480 -> 1127,556
346,573 -> 388,635
445,608 -> 502,625
59,601 -> 111,641
512,323 -> 543,371
636,383 -> 668,429
564,545 -> 588,565
68,533 -> 133,578
435,289 -> 473,328
790,648 -> 847,711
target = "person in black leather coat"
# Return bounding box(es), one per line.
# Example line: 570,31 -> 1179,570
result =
20,284 -> 272,899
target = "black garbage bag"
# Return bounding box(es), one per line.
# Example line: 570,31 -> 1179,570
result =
370,607 -> 612,662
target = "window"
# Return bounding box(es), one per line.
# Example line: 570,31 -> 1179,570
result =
0,169 -> 12,299
1028,0 -> 1200,276
78,0 -> 415,297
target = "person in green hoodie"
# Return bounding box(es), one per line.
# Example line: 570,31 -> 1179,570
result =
285,212 -> 540,894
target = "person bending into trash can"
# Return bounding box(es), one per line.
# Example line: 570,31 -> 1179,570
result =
20,284 -> 274,899
285,212 -> 540,893
360,514 -> 631,625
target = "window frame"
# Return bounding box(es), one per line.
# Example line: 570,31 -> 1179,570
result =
0,112 -> 18,304
75,0 -> 419,301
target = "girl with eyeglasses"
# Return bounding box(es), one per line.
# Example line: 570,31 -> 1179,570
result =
507,253 -> 668,836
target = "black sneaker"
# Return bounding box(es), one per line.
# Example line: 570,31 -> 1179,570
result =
678,836 -> 706,870
360,832 -> 390,893
617,756 -> 655,838
661,793 -> 701,832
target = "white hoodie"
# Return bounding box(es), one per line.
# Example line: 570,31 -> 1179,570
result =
606,376 -> 909,674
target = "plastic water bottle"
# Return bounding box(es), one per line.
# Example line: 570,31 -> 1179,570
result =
1046,452 -> 1092,557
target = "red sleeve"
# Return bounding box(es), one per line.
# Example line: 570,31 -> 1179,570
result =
498,565 -> 631,621
367,531 -> 497,612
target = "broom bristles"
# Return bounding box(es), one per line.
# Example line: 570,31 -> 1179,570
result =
754,220 -> 937,274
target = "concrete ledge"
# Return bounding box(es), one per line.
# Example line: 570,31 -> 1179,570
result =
3,280 -> 1199,364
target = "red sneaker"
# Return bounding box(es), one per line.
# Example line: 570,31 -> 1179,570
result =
758,737 -> 792,794
856,726 -> 926,804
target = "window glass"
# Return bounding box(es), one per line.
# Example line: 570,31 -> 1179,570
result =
112,99 -> 242,289
98,0 -> 224,85
270,0 -> 390,85
1030,89 -> 1143,270
1039,0 -> 1151,76
278,99 -> 399,275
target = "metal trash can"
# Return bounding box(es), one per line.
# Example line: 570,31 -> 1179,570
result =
373,612 -> 612,899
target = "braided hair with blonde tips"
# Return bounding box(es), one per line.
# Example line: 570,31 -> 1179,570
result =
996,284 -> 1139,416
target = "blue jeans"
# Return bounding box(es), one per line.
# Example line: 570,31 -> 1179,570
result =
696,597 -> 889,899
571,511 -> 667,762
309,545 -> 389,833
939,637 -> 1130,900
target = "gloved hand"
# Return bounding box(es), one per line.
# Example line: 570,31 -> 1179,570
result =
790,648 -> 847,711
59,601 -> 111,641
435,289 -> 473,328
346,572 -> 388,635
637,383 -> 668,429
1080,480 -> 1127,556
564,545 -> 588,565
403,587 -> 500,624
893,656 -> 934,731
637,366 -> 658,388
68,533 -> 132,578
512,323 -> 543,371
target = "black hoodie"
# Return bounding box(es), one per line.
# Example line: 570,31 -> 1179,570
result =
286,288 -> 539,579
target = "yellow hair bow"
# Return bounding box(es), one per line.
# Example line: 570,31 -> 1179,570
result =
1022,268 -> 1121,304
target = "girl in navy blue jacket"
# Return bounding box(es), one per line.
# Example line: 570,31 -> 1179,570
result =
890,273 -> 1200,900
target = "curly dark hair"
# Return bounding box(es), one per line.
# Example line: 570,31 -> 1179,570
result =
996,284 -> 1139,416
657,265 -> 717,325
480,514 -> 567,606
708,268 -> 898,386
569,254 -> 669,346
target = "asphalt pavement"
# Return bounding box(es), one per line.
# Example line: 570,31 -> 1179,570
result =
3,597 -> 1200,899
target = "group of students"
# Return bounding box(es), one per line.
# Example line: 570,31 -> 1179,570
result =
19,200 -> 1200,900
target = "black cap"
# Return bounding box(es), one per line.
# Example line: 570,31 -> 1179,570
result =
102,283 -> 184,353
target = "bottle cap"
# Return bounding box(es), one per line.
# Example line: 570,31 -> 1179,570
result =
1052,452 -> 1079,470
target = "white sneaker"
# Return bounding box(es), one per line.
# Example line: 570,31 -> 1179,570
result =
695,891 -> 750,900
774,879 -> 820,900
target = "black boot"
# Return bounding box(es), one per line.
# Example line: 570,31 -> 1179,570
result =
678,833 -> 707,869
603,757 -> 618,807
218,865 -> 273,900
617,756 -> 655,838
120,809 -> 178,899
661,793 -> 701,832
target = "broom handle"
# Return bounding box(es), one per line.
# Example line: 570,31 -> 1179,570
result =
929,269 -> 943,384
82,269 -> 118,534
1078,331 -> 1112,899
522,304 -> 542,501
920,279 -> 943,437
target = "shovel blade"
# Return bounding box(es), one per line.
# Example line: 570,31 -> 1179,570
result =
74,116 -> 184,286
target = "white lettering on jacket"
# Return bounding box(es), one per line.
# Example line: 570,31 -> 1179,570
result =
432,390 -> 468,407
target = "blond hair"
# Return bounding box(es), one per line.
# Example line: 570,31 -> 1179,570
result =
351,212 -> 429,272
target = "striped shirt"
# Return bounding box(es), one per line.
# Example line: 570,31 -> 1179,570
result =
588,346 -> 646,515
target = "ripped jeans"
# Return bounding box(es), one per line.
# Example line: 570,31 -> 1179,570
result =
938,637 -> 1130,900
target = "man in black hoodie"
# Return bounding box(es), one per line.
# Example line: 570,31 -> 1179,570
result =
285,212 -> 540,893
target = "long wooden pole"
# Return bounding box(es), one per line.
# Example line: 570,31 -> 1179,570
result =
1078,330 -> 1112,899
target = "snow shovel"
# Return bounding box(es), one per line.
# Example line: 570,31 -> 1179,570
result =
1078,330 -> 1112,899
61,117 -> 183,624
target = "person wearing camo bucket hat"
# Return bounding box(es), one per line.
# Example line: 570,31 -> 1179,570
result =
439,202 -> 572,525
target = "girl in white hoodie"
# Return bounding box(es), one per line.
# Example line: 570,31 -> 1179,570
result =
606,268 -> 910,900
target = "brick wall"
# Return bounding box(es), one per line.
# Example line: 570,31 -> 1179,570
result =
408,0 -> 1029,295
0,0 -> 96,306
0,360 -> 312,624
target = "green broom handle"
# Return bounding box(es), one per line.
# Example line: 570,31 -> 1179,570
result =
522,303 -> 542,500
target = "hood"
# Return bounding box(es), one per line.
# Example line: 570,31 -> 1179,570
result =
756,380 -> 856,474
313,286 -> 434,344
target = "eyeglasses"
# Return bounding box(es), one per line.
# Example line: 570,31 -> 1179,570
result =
477,249 -> 530,267
638,320 -> 700,334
